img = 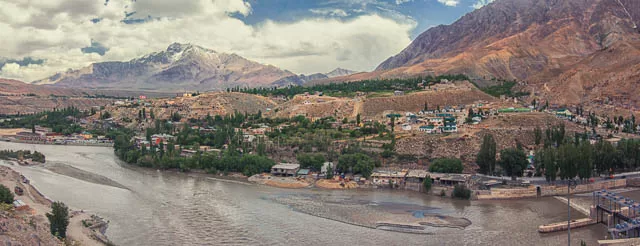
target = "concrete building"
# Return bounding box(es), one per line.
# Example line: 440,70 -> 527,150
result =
271,163 -> 300,176
405,170 -> 429,192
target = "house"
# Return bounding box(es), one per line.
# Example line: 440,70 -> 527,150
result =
440,123 -> 458,133
428,117 -> 443,125
297,169 -> 311,178
419,125 -> 437,134
321,162 -> 334,175
15,132 -> 46,141
180,149 -> 197,157
151,134 -> 175,145
13,200 -> 29,211
430,173 -> 469,186
406,114 -> 418,124
405,170 -> 429,191
394,91 -> 404,96
271,163 -> 300,176
371,170 -> 407,186
555,109 -> 573,118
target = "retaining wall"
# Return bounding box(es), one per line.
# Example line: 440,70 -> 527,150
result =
476,179 -> 627,200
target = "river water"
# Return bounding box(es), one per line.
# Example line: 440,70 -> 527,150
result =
0,142 -> 608,245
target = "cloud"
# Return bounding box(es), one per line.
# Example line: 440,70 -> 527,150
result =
0,0 -> 415,82
472,0 -> 494,9
395,0 -> 413,4
0,57 -> 46,69
81,40 -> 109,56
309,8 -> 349,17
437,0 -> 460,7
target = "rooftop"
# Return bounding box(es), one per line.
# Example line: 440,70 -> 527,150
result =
272,163 -> 300,170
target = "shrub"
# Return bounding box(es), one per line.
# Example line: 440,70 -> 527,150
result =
0,185 -> 14,204
452,184 -> 472,200
429,158 -> 464,173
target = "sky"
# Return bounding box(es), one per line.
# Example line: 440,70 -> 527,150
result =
0,0 -> 495,82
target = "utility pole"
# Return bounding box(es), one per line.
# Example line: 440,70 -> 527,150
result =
567,179 -> 578,246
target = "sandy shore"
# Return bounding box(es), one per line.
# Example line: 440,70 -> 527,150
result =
0,165 -> 110,245
249,174 -> 311,188
315,179 -> 358,189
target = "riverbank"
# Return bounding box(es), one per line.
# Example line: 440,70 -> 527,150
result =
0,165 -> 111,245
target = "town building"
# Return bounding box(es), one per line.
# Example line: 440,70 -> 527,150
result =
419,125 -> 437,134
271,163 -> 300,176
405,170 -> 429,192
371,170 -> 407,186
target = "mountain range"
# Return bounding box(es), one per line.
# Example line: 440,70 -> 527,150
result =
271,68 -> 359,87
35,43 -> 359,91
352,0 -> 640,108
36,43 -> 297,91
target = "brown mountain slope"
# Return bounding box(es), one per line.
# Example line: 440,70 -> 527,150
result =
0,78 -> 86,96
330,0 -> 639,108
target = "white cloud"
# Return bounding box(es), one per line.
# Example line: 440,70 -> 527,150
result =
437,0 -> 460,7
0,0 -> 415,82
472,0 -> 494,9
309,8 -> 349,17
395,0 -> 413,4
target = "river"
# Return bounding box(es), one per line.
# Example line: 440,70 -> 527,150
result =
0,141 -> 608,245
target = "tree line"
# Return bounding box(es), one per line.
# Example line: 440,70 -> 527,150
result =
236,74 -> 470,98
0,106 -> 86,135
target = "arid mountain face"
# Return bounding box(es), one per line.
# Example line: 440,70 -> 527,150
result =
325,68 -> 358,78
271,68 -> 359,87
36,43 -> 295,91
369,0 -> 640,108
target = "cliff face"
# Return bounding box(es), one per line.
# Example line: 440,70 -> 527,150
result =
368,0 -> 640,107
36,43 -> 295,91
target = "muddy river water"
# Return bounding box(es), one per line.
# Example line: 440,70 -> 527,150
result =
0,142 -> 609,245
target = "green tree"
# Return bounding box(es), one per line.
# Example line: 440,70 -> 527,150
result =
296,153 -> 325,171
534,127 -> 542,146
0,185 -> 14,204
326,166 -> 334,179
499,148 -> 528,178
356,114 -> 361,126
390,116 -> 396,132
577,142 -> 593,180
429,158 -> 464,173
171,112 -> 182,122
150,109 -> 155,119
101,111 -> 111,120
338,153 -> 374,177
476,134 -> 497,175
46,202 -> 70,239
423,175 -> 432,193
452,184 -> 471,200
557,144 -> 579,180
465,108 -> 474,123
